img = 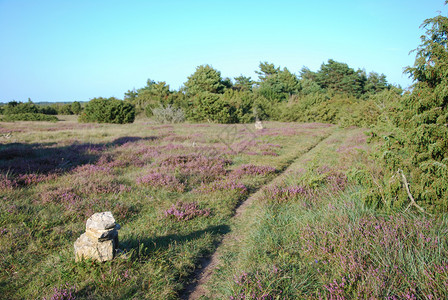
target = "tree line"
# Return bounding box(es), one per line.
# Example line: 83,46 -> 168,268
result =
120,59 -> 399,125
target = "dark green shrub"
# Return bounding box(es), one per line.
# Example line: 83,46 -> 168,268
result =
71,101 -> 82,115
359,8 -> 448,213
186,92 -> 236,123
1,113 -> 59,122
79,97 -> 135,124
222,90 -> 256,123
38,105 -> 58,115
3,101 -> 39,115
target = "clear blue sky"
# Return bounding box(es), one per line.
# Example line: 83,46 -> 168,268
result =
0,0 -> 446,102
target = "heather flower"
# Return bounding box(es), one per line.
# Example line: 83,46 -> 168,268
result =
71,164 -> 112,176
164,201 -> 210,221
15,173 -> 58,186
43,283 -> 76,300
263,185 -> 312,202
261,151 -> 279,157
195,180 -> 248,194
158,154 -> 230,184
231,164 -> 276,178
0,174 -> 17,189
40,187 -> 82,207
136,172 -> 184,192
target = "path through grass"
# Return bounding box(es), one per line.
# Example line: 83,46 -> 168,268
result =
0,118 -> 333,299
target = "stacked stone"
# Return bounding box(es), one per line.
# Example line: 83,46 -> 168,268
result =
255,120 -> 264,130
74,211 -> 120,262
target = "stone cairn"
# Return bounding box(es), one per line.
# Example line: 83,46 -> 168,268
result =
74,211 -> 120,262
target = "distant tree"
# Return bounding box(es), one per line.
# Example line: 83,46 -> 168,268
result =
362,72 -> 390,94
255,62 -> 280,81
255,62 -> 300,100
299,66 -> 317,81
124,88 -> 138,103
3,100 -> 39,115
184,65 -> 226,96
71,101 -> 82,114
313,59 -> 365,97
186,92 -> 235,123
134,79 -> 171,113
79,97 -> 135,124
60,104 -> 74,115
234,75 -> 254,91
39,105 -> 58,115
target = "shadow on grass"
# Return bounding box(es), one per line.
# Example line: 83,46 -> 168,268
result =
120,224 -> 230,259
0,136 -> 158,175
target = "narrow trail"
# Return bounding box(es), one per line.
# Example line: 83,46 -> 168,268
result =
181,131 -> 336,300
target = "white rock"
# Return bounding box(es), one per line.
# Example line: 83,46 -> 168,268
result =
255,120 -> 264,130
74,233 -> 117,262
86,211 -> 116,231
74,212 -> 120,262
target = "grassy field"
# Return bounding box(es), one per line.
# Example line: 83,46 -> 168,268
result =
1,117 -> 447,299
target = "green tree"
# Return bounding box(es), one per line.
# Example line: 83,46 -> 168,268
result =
3,100 -> 39,115
186,92 -> 235,123
255,61 -> 280,81
71,101 -> 82,115
314,59 -> 364,97
184,65 -> 226,96
234,75 -> 254,91
255,62 -> 300,100
79,97 -> 135,124
133,79 -> 171,113
368,2 -> 448,212
124,88 -> 138,103
364,72 -> 390,94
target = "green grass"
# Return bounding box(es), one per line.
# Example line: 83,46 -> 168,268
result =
203,128 -> 448,299
0,118 -> 333,299
2,119 -> 446,299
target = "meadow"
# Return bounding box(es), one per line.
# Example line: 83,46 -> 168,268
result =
0,116 -> 447,299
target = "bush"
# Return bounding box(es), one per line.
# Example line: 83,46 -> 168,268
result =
151,104 -> 185,123
3,101 -> 39,115
38,105 -> 58,115
186,92 -> 236,123
79,97 -> 135,124
71,101 -> 82,114
357,9 -> 448,213
1,113 -> 59,122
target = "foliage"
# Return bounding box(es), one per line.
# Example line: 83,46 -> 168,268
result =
255,62 -> 301,101
125,80 -> 171,113
221,90 -> 256,123
362,5 -> 448,213
300,60 -> 392,98
38,105 -> 58,115
186,92 -> 236,123
233,75 -> 254,91
151,104 -> 185,124
3,100 -> 39,115
314,59 -> 365,97
184,65 -> 227,96
1,113 -> 59,122
79,97 -> 135,124
70,101 -> 82,115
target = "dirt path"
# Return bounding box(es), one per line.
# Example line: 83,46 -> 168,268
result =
181,132 -> 336,299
